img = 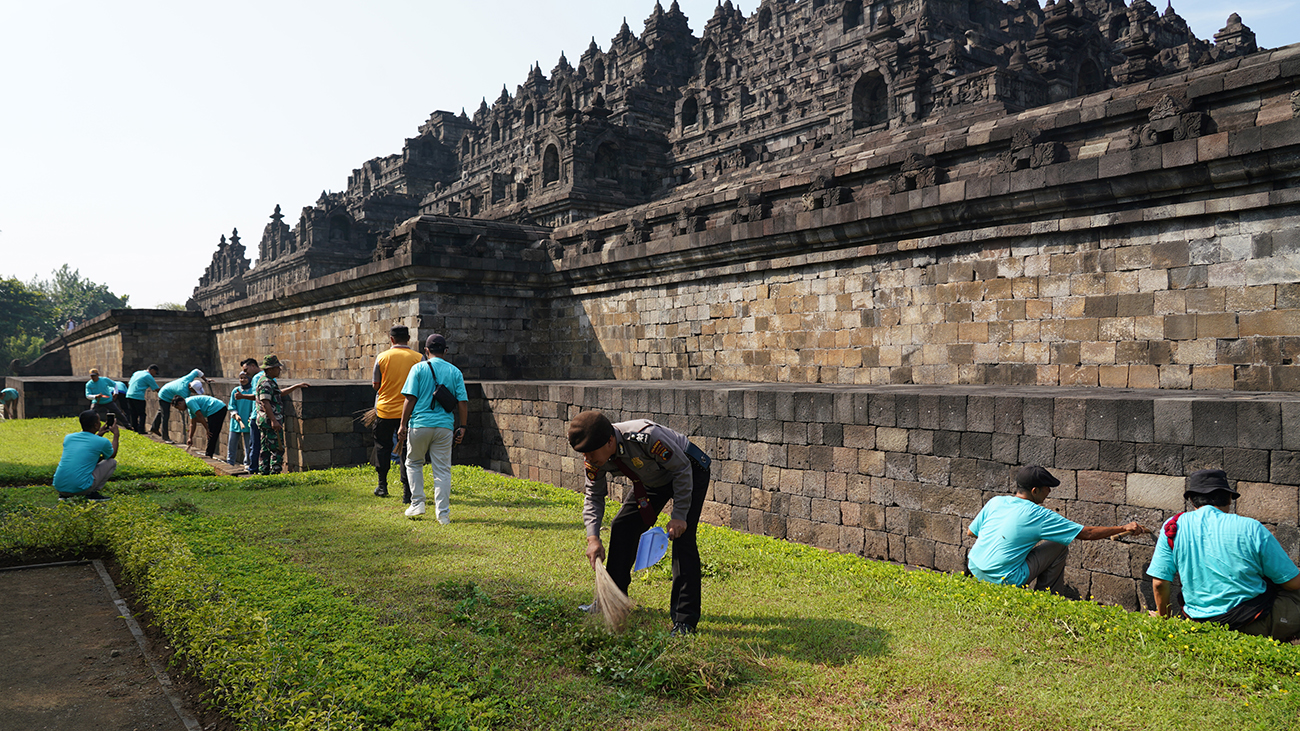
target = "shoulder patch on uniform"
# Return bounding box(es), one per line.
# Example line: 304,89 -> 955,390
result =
650,440 -> 673,462
585,465 -> 598,481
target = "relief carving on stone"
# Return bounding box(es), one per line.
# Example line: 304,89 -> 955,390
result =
729,191 -> 769,224
803,172 -> 854,210
580,229 -> 604,254
624,219 -> 650,245
1129,94 -> 1208,147
674,206 -> 706,235
995,127 -> 1064,173
890,152 -> 942,193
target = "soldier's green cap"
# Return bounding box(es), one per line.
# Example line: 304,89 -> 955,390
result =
262,354 -> 283,369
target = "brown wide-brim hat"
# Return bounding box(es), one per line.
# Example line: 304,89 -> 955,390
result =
568,410 -> 614,453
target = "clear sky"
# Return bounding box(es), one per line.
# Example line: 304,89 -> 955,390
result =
2,1 -> 1295,308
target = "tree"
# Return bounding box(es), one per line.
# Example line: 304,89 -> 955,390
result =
0,331 -> 45,377
30,265 -> 129,330
0,277 -> 56,339
0,277 -> 56,376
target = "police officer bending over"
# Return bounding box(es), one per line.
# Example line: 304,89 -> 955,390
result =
569,410 -> 711,636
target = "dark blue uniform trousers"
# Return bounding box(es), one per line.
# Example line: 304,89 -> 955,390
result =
605,464 -> 709,628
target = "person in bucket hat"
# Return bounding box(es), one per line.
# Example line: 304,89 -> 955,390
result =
254,355 -> 309,474
1147,469 -> 1300,639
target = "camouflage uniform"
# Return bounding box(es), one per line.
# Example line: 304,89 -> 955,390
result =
255,375 -> 285,475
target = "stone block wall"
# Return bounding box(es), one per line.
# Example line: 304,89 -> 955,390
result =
206,254 -> 546,382
464,380 -> 1300,612
542,194 -> 1300,390
58,310 -> 213,378
3,377 -> 89,420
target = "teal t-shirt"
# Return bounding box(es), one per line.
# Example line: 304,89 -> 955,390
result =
968,495 -> 1083,586
85,377 -> 115,404
228,386 -> 255,432
185,395 -> 226,417
400,357 -> 467,430
1146,506 -> 1300,619
53,431 -> 114,493
126,370 -> 159,399
158,369 -> 203,402
0,388 -> 17,402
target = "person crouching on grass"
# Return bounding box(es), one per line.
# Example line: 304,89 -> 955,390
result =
53,409 -> 119,502
176,394 -> 227,459
966,465 -> 1150,593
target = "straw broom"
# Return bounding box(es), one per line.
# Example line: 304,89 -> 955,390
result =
356,407 -> 378,428
592,560 -> 634,632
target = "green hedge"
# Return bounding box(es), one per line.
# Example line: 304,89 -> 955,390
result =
0,499 -> 506,730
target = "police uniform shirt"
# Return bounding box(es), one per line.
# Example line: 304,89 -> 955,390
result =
582,419 -> 694,537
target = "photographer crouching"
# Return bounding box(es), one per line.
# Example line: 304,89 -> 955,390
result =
53,410 -> 120,502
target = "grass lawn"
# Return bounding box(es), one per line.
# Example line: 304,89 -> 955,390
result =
1,458 -> 1298,729
0,418 -> 212,485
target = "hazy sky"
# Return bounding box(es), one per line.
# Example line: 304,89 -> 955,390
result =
2,1 -> 1295,308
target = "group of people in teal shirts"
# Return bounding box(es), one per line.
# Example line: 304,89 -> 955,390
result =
968,465 -> 1300,642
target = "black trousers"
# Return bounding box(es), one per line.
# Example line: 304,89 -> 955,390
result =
93,398 -> 129,427
373,417 -> 410,492
151,400 -> 181,439
125,397 -> 148,434
202,407 -> 226,458
606,464 -> 710,628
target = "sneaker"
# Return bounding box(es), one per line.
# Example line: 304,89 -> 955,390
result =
670,622 -> 696,637
84,492 -> 111,502
374,485 -> 389,498
438,515 -> 450,525
404,502 -> 426,518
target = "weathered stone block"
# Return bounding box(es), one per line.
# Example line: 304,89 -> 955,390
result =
1078,471 -> 1126,504
1268,450 -> 1300,483
1089,573 -> 1140,611
1237,482 -> 1299,524
1056,439 -> 1100,470
1127,473 -> 1185,510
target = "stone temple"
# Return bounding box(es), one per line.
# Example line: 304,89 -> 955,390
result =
12,0 -> 1300,609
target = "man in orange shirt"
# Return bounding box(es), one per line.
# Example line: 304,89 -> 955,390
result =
372,325 -> 424,501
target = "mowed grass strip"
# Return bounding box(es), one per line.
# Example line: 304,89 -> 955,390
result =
2,466 -> 1298,729
0,418 -> 212,485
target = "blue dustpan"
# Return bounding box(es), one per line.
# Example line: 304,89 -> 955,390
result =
634,527 -> 669,571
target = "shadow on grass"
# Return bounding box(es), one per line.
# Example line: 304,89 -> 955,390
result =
453,494 -> 567,510
450,516 -> 575,530
709,614 -> 891,666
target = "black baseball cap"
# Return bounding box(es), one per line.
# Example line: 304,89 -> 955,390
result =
1015,465 -> 1060,491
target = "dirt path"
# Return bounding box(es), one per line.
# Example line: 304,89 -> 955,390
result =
0,563 -> 193,731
